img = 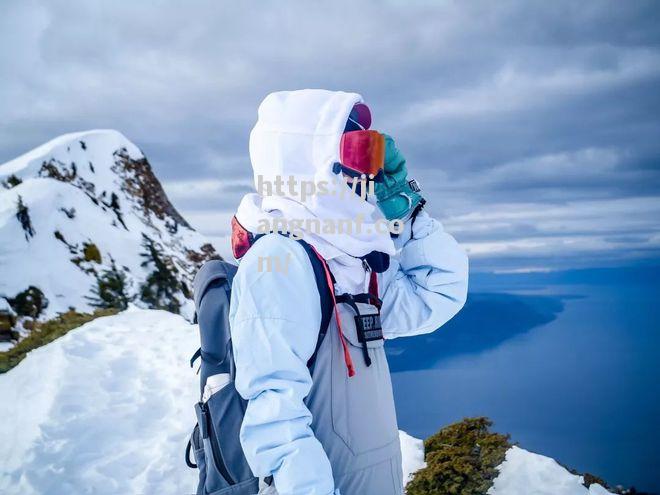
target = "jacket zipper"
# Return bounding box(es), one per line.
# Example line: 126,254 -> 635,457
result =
201,402 -> 236,485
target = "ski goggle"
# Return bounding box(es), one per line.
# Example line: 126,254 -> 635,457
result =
231,215 -> 254,259
338,130 -> 385,182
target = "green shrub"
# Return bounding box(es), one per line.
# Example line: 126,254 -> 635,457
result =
0,308 -> 18,343
3,174 -> 22,188
87,260 -> 132,310
0,313 -> 15,332
139,234 -> 181,313
82,242 -> 102,264
406,417 -> 511,495
16,195 -> 35,240
7,286 -> 48,318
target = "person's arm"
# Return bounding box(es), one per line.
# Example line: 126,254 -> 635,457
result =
379,210 -> 468,338
374,135 -> 468,338
229,234 -> 339,495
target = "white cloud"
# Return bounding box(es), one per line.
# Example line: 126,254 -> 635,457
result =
163,178 -> 253,201
446,196 -> 660,269
401,49 -> 660,124
1,0 -> 659,272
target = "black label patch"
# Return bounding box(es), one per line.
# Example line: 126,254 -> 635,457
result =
408,178 -> 421,192
354,313 -> 383,342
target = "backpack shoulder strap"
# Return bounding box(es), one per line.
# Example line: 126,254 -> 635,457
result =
228,227 -> 334,370
192,259 -> 237,310
190,260 -> 237,369
294,239 -> 334,370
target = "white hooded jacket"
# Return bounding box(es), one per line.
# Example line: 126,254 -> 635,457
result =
230,90 -> 468,495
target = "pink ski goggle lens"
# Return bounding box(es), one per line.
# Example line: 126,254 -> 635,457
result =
339,130 -> 385,181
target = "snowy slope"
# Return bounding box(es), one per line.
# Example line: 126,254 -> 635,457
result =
488,446 -> 614,495
0,309 -> 199,494
0,130 -> 218,335
0,309 -> 616,495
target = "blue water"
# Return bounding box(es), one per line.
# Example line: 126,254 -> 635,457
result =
388,266 -> 660,493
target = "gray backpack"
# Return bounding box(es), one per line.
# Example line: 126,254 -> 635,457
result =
186,236 -> 334,495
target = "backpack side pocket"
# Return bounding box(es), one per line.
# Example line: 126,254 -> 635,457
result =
194,378 -> 258,494
188,423 -> 207,495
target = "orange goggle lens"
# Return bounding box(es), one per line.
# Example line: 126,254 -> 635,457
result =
339,130 -> 385,180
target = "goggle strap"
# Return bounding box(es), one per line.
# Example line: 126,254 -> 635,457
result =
336,164 -> 384,183
346,115 -> 365,131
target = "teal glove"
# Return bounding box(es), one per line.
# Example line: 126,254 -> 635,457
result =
375,134 -> 424,221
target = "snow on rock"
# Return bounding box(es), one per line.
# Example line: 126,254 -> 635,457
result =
400,430 -> 426,485
0,130 -> 219,346
488,446 -> 615,495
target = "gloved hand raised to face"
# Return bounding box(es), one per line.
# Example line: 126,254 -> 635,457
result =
375,134 -> 425,221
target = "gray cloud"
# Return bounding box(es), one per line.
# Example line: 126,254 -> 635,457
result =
1,0 -> 659,271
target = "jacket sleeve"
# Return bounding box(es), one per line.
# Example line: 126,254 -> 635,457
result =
379,210 -> 469,339
229,235 -> 339,495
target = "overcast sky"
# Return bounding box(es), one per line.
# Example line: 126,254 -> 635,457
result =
2,0 -> 659,272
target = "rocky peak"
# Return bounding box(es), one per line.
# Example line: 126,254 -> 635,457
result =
0,130 -> 220,346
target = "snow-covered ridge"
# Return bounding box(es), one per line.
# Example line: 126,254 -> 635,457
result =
488,446 -> 614,495
1,130 -> 140,177
0,130 -> 219,344
0,310 -> 616,495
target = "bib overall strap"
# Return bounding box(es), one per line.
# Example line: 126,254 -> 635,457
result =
308,245 -> 356,377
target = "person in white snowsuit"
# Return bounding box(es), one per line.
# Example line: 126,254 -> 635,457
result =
229,89 -> 468,495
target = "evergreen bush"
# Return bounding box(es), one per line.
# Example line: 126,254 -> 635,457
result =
139,234 -> 181,313
16,195 -> 35,240
8,286 -> 48,319
406,417 -> 511,495
3,174 -> 22,188
87,259 -> 131,310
